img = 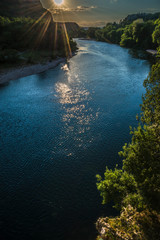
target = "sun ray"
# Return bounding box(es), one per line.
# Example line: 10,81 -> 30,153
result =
61,23 -> 68,57
34,14 -> 51,48
16,1 -> 46,18
54,21 -> 58,51
63,23 -> 72,58
24,11 -> 48,37
56,10 -> 72,58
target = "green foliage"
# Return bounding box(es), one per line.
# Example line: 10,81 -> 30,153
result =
96,168 -> 137,209
0,15 -> 77,64
157,47 -> 160,57
95,29 -> 105,41
0,16 -> 11,26
87,27 -> 100,39
120,20 -> 155,49
74,14 -> 160,51
120,125 -> 160,209
74,28 -> 87,38
120,12 -> 160,26
69,39 -> 78,52
141,62 -> 160,124
89,18 -> 158,49
93,23 -> 124,44
152,18 -> 160,47
97,62 -> 160,211
122,193 -> 145,210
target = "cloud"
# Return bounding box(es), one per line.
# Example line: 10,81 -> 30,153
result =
49,5 -> 97,14
76,6 -> 97,11
79,20 -> 107,27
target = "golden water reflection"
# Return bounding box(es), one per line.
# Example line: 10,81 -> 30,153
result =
54,64 -> 100,152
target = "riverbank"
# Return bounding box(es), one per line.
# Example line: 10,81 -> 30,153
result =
0,57 -> 65,85
0,38 -> 151,240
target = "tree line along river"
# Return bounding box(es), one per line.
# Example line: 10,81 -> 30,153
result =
0,39 -> 150,240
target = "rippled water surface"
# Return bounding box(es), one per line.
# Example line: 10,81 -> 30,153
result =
0,40 -> 150,240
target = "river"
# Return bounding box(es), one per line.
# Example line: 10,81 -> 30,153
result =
0,39 -> 150,240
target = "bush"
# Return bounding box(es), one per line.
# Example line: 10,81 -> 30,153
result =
97,62 -> 160,211
0,49 -> 19,63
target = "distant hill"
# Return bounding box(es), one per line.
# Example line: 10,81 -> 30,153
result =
120,12 -> 160,25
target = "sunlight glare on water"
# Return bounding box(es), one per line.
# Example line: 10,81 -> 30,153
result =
0,39 -> 150,240
55,63 -> 97,151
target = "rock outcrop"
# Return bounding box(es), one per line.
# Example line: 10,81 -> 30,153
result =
96,206 -> 160,240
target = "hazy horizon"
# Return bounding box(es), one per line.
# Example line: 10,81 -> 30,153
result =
40,0 -> 160,26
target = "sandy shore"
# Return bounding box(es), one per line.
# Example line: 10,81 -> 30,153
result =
0,58 -> 65,85
146,49 -> 158,55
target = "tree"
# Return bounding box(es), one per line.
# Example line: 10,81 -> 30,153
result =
120,24 -> 135,48
120,20 -> 155,49
0,15 -> 77,61
97,62 -> 160,211
87,27 -> 99,39
152,18 -> 160,47
132,21 -> 155,49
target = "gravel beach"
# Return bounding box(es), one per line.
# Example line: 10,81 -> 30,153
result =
0,58 -> 65,85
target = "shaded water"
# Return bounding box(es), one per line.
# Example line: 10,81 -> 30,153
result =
0,40 -> 150,240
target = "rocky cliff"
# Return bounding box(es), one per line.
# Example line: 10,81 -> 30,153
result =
96,206 -> 160,240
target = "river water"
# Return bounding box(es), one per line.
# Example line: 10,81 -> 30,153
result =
0,39 -> 150,240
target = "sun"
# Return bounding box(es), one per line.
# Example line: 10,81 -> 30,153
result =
54,0 -> 64,6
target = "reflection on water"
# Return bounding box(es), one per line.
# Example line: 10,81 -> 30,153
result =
0,39 -> 150,240
55,63 -> 99,152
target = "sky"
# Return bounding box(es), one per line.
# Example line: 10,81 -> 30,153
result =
40,0 -> 160,26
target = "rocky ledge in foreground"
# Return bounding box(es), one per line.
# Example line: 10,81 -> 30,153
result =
96,205 -> 160,240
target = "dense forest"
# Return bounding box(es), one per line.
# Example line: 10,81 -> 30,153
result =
0,14 -> 77,65
0,0 -> 78,66
96,14 -> 160,240
1,5 -> 160,66
84,12 -> 160,53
